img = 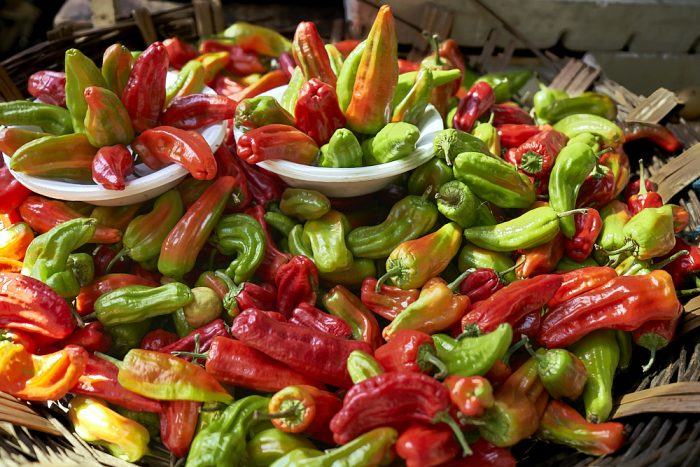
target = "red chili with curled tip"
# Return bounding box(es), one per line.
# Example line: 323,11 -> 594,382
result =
121,41 -> 168,133
92,144 -> 134,191
160,94 -> 237,131
295,78 -> 346,146
563,208 -> 602,262
289,303 -> 353,339
452,81 -> 494,132
274,255 -> 319,318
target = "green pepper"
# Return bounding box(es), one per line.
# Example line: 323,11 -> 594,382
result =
173,307 -> 195,338
247,428 -> 316,467
219,22 -> 292,56
463,206 -> 584,252
615,330 -> 633,372
165,59 -> 205,106
391,66 -> 433,124
555,256 -> 600,271
95,282 -> 194,327
569,329 -> 619,423
196,402 -> 225,434
184,287 -> 223,328
0,101 -> 73,135
553,114 -> 624,147
454,151 -> 535,209
212,213 -> 266,283
392,68 -> 461,110
362,122 -> 420,164
186,395 -> 270,467
436,180 -> 479,228
104,319 -> 152,358
9,133 -> 97,182
595,200 -> 631,265
65,48 -> 108,134
280,188 -> 331,221
539,92 -> 617,123
281,67 -> 305,114
472,117 -> 499,157
548,141 -> 598,238
407,157 -> 454,196
533,84 -> 568,119
527,344 -> 588,401
432,324 -> 513,376
67,252 -> 95,287
235,95 -> 296,133
270,427 -> 397,467
477,71 -> 533,103
288,224 -> 315,259
347,350 -> 384,384
264,211 -> 299,237
614,255 -> 652,276
457,242 -> 516,282
319,258 -> 376,289
113,407 -> 160,439
347,194 -> 438,260
336,40 -> 367,112
325,44 -> 344,75
433,128 -> 489,165
101,43 -> 133,98
302,210 -> 354,273
83,86 -> 134,147
90,203 -> 143,231
318,128 -> 363,168
619,205 -> 675,260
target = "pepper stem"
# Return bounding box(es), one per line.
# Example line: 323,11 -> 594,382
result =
447,268 -> 475,292
502,335 -> 529,364
171,350 -> 210,360
94,351 -> 123,369
423,32 -> 443,67
556,208 -> 589,218
652,250 -> 689,270
456,324 -> 480,340
422,349 -> 449,380
641,347 -> 656,373
441,141 -> 454,166
522,336 -> 541,361
433,411 -> 472,457
595,147 -> 614,159
496,260 -> 524,284
253,408 -> 300,421
676,287 -> 700,297
71,307 -> 85,328
105,248 -> 129,274
596,241 -> 635,257
375,267 -> 402,293
637,159 -> 648,195
421,185 -> 434,201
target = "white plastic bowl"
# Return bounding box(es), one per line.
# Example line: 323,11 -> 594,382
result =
235,86 -> 443,197
2,73 -> 226,206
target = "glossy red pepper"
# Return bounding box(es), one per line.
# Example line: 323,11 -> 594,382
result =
512,311 -> 542,340
231,308 -> 372,388
289,302 -> 353,339
547,266 -> 618,309
0,165 -> 32,213
163,37 -> 198,70
76,274 -> 159,315
207,273 -> 277,317
92,245 -> 130,276
563,209 -> 602,262
323,285 -> 383,349
295,78 -> 346,146
292,21 -> 336,86
398,59 -> 421,73
504,129 -> 568,178
92,144 -> 134,191
233,149 -> 285,207
396,423 -> 460,467
443,439 -> 516,466
628,159 -> 663,215
160,94 -> 237,130
457,267 -> 513,303
452,81 -> 494,132
439,39 -> 466,96
159,319 -> 229,362
273,255 -> 319,317
199,39 -> 267,76
57,321 -> 111,353
267,384 -> 341,444
247,204 -> 292,283
577,149 -> 630,209
623,121 -> 682,153
210,75 -> 245,99
497,124 -> 542,149
492,102 -> 535,126
623,177 -> 657,200
632,308 -> 681,372
374,329 -> 444,375
360,277 -> 420,321
27,70 -> 67,107
237,124 -> 319,165
160,400 -> 200,458
210,144 -> 252,212
140,328 -> 178,351
515,233 -> 565,279
444,375 -> 494,418
121,41 -> 168,133
661,237 -> 700,287
132,126 -> 217,180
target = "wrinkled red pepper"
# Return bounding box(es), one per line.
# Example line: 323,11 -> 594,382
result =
563,209 -> 602,262
504,129 -> 568,179
0,165 -> 32,213
163,37 -> 197,70
497,124 -> 542,149
452,81 -> 494,132
159,319 -> 229,362
295,78 -> 346,146
360,277 -> 420,321
247,204 -> 291,283
57,321 -> 112,353
492,102 -> 535,126
374,329 -> 445,375
160,400 -> 200,458
160,94 -> 237,131
289,303 -> 353,339
121,41 -> 168,133
27,70 -> 66,107
547,266 -> 618,309
396,423 -> 460,467
92,144 -> 134,191
458,267 -> 514,303
232,148 -> 285,206
237,124 -> 319,165
199,39 -> 267,76
211,75 -> 245,100
274,255 -> 319,318
93,245 -> 130,276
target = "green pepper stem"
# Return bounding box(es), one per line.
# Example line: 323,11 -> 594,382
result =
105,248 -> 129,274
637,159 -> 648,195
456,324 -> 481,340
676,287 -> 700,297
447,268 -> 475,292
641,347 -> 656,373
596,241 -> 635,257
433,411 -> 472,457
497,260 -> 524,284
651,250 -> 689,270
556,208 -> 589,218
595,147 -> 614,159
71,307 -> 85,328
253,408 -> 300,421
502,335 -> 529,364
421,185 -> 434,201
522,337 -> 540,360
94,351 -> 123,369
375,267 -> 402,293
423,32 -> 443,67
171,350 -> 210,360
422,350 -> 449,380
441,141 -> 453,166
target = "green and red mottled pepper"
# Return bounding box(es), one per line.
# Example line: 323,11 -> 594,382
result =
230,70 -> 289,103
64,48 -> 107,133
396,423 -> 459,467
453,81 -> 494,132
76,273 -> 158,315
163,37 -> 197,70
0,100 -> 72,135
274,255 -> 318,317
235,95 -> 296,133
0,127 -> 49,157
445,375 -> 494,418
160,400 -> 200,458
547,266 -> 618,309
83,85 -> 134,147
121,41 -> 168,133
292,22 -> 336,86
58,321 -> 111,353
92,144 -> 134,191
515,233 -> 565,279
539,270 -> 681,348
161,94 -> 237,130
289,303 -> 353,339
237,124 -> 319,165
28,70 -> 66,107
622,121 -> 681,153
10,133 -> 96,182
628,159 -> 663,215
267,384 -> 342,444
322,285 -> 382,349
231,308 -> 371,388
360,277 -> 419,320
0,222 -> 33,261
102,43 -> 134,97
632,307 -> 681,372
247,204 -> 292,283
525,342 -> 587,401
295,78 -> 346,146
563,209 -> 602,262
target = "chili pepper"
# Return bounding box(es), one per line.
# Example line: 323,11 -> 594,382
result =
101,43 -> 133,97
273,255 -> 318,317
26,70 -> 66,110
537,399 -> 625,456
568,330 -> 619,423
392,66 -> 433,124
552,114 -> 623,147
83,85 -> 134,147
317,128 -> 363,168
360,277 -> 419,321
622,121 -> 681,153
301,210 -> 353,273
533,84 -> 568,118
0,100 -> 71,136
607,204 -> 676,260
374,330 -> 442,378
633,307 -> 681,372
165,60 -> 205,107
181,287 -> 222,328
497,123 -> 541,150
10,133 -> 97,182
334,39 -> 366,112
69,396 -> 150,462
472,117 -> 501,156
95,282 -> 193,326
235,95 -> 296,133
672,205 -> 689,233
76,273 -> 157,315
524,341 -> 587,401
595,200 -> 632,265
291,22 -> 336,86
547,266 -> 617,310
121,42 -> 168,132
231,69 -> 289,103
433,128 -> 489,166
445,375 -> 494,418
507,129 -> 568,181
362,122 -> 421,164
458,243 -> 516,281
233,157 -> 283,209
433,323 -> 513,377
628,159 -> 663,215
408,158 -> 454,197
280,188 -> 330,221
539,93 -> 617,123
444,438 -> 516,467
237,124 -> 318,165
162,37 -> 197,70
477,71 -> 532,103
329,371 -> 470,454
91,144 -> 134,191
346,350 -> 384,385
278,66 -> 304,115
345,6 -> 398,135
158,176 -> 235,277
556,256 -> 599,271
563,208 -> 602,262
199,39 -> 267,76
457,264 -> 516,303
72,353 -> 161,412
0,341 -> 86,401
325,44 -> 344,81
204,272 -> 276,318
159,319 -> 228,361
161,94 -> 237,131
0,222 -> 33,261
247,428 -> 316,467
322,285 -> 382,349
132,126 -> 216,179
211,213 -> 265,283
64,48 -> 108,133
435,180 -> 478,228
89,204 -> 141,233
294,78 -> 345,146
577,149 -> 629,209
160,400 -> 200,458
0,328 -> 37,354
453,81 -> 494,132
514,233 -> 565,279
0,127 -> 48,157
420,36 -> 457,119
454,151 -> 535,208
491,102 -> 535,127
232,308 -> 371,388
318,257 -> 376,289
246,204 -> 292,282
58,321 -> 110,355
396,423 -> 459,467
289,302 -> 353,339
660,236 -> 700,286
196,51 -> 231,83
141,328 -> 177,350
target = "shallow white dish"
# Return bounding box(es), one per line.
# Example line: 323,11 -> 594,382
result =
234,85 -> 443,198
2,73 -> 226,206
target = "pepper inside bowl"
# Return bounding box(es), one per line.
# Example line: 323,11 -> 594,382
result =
234,85 -> 443,198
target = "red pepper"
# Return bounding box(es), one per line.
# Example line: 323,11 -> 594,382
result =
160,94 -> 237,131
577,149 -> 630,209
443,439 -> 516,466
547,266 -> 618,309
213,144 -> 252,212
19,196 -> 122,244
219,277 -> 277,318
505,129 -> 568,178
396,423 -> 460,467
512,311 -> 542,340
0,165 -> 32,213
132,126 -> 217,180
0,272 -> 75,340
93,245 -> 130,276
121,41 -> 168,133
439,39 -> 466,96
200,336 -> 322,392
563,209 -> 602,262
199,39 -> 267,76
210,75 -> 245,100
462,274 -> 562,333
0,329 -> 37,354
444,375 -> 494,418
140,328 -> 178,351
27,70 -> 66,107
76,273 -> 158,315
628,160 -> 663,215
398,59 -> 421,73
623,121 -> 681,153
539,270 -> 681,348
233,149 -> 285,207
159,319 -> 229,361
295,78 -> 346,146
515,233 -> 565,279
289,303 -> 353,339
160,400 -> 200,458
92,144 -> 134,191
278,52 -> 296,79
334,39 -> 362,58
492,102 -> 535,126
329,371 -> 470,455
230,70 -> 289,103
661,237 -> 700,287
267,384 -> 341,444
374,329 -> 445,375
633,307 -> 681,372
247,204 -> 292,283
231,308 -> 371,388
163,37 -> 197,70
497,124 -> 542,149
458,267 -> 512,303
623,177 -> 657,200
360,277 -> 420,321
57,321 -> 111,353
452,81 -> 494,132
292,22 -> 336,86
273,255 -> 318,317
322,285 -> 382,350
237,124 -> 319,165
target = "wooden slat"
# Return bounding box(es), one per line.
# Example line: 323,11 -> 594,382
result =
193,0 -> 214,38
90,0 -> 118,28
615,382 -> 700,406
132,8 -> 157,45
649,143 -> 700,202
406,2 -> 454,62
612,394 -> 700,419
210,0 -> 225,34
626,87 -> 680,124
549,58 -> 600,95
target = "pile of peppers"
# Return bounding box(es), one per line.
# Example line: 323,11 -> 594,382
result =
0,5 -> 695,467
